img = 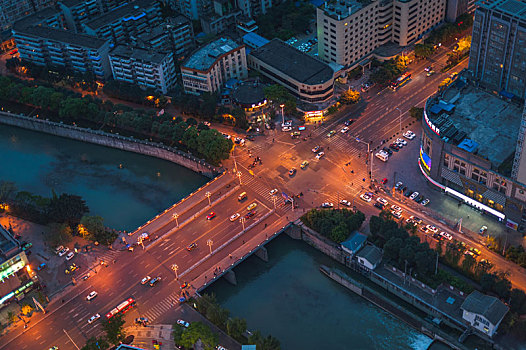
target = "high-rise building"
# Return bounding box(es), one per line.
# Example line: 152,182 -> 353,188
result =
468,0 -> 526,100
0,0 -> 54,31
180,37 -> 247,94
317,0 -> 446,68
446,0 -> 476,22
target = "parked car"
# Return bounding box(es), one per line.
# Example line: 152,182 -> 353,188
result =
344,119 -> 355,126
403,130 -> 416,140
300,160 -> 309,169
341,127 -> 349,134
389,144 -> 400,152
410,192 -> 420,200
391,205 -> 402,212
37,263 -> 47,271
360,193 -> 372,202
373,202 -> 384,210
269,188 -> 278,196
245,210 -> 256,219
316,152 -> 325,160
479,226 -> 488,235
391,211 -> 402,219
141,276 -> 151,285
426,225 -> 439,234
327,130 -> 336,138
382,147 -> 393,155
421,198 -> 430,206
247,202 -> 257,211
439,231 -> 453,240
311,145 -> 320,153
381,178 -> 388,185
289,168 -> 297,176
395,181 -> 403,190
177,319 -> 190,328
149,276 -> 161,287
321,202 -> 334,208
58,247 -> 69,257
65,252 -> 75,261
376,197 -> 388,206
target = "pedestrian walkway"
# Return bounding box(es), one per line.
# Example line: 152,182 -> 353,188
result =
142,293 -> 181,322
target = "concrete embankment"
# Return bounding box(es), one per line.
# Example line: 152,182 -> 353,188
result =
0,112 -> 220,178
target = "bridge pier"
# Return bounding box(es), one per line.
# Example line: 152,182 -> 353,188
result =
285,222 -> 302,240
223,270 -> 237,286
255,246 -> 268,262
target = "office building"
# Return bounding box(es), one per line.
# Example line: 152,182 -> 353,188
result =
109,45 -> 177,94
446,0 -> 476,22
0,0 -> 54,31
180,37 -> 247,94
317,0 -> 446,68
248,39 -> 336,103
13,8 -> 111,79
468,0 -> 526,100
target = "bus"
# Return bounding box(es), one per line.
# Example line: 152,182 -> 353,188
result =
106,297 -> 136,320
390,72 -> 411,90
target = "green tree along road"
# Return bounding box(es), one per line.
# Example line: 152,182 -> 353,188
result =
263,85 -> 297,116
0,76 -> 233,165
301,209 -> 365,243
174,321 -> 218,350
102,313 -> 126,345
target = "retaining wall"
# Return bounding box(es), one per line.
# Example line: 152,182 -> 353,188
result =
0,112 -> 221,178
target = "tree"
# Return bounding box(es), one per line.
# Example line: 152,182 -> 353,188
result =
340,89 -> 360,104
102,313 -> 126,345
196,129 -> 233,165
180,322 -> 218,350
409,107 -> 423,121
414,43 -> 434,59
47,193 -> 89,227
206,303 -> 230,329
81,336 -> 109,350
21,304 -> 33,316
226,317 -> 247,340
438,78 -> 452,91
78,215 -> 105,240
383,237 -> 403,262
248,330 -> 281,350
7,311 -> 16,323
0,181 -> 17,204
461,254 -> 476,274
510,288 -> 526,315
46,222 -> 73,246
196,293 -> 218,315
263,85 -> 296,114
182,126 -> 199,152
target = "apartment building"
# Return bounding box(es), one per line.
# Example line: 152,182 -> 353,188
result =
468,0 -> 526,100
109,45 -> 177,94
180,37 -> 247,94
446,0 -> 476,22
172,0 -> 211,20
0,0 -> 53,31
317,0 -> 446,68
82,0 -> 161,45
237,0 -> 272,18
200,0 -> 242,35
59,0 -> 104,32
13,8 -> 111,79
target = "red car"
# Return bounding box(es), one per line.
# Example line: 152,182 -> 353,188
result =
245,210 -> 256,219
381,178 -> 388,184
206,212 -> 216,220
187,243 -> 197,251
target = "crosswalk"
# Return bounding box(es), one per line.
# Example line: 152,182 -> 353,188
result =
141,292 -> 181,322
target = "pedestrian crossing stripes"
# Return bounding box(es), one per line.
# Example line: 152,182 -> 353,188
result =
142,293 -> 181,321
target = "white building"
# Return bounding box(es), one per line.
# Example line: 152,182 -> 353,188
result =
460,290 -> 509,337
180,37 -> 247,94
355,245 -> 382,270
109,46 -> 177,94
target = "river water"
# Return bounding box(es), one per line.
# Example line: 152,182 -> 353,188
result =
206,234 -> 433,350
2,123 -> 432,349
0,124 -> 208,231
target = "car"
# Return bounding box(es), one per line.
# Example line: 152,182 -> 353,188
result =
141,276 -> 151,285
420,226 -> 429,233
327,130 -> 336,138
414,194 -> 424,203
480,259 -> 492,267
395,141 -> 404,148
86,291 -> 98,301
373,202 -> 384,210
300,160 -> 309,169
465,250 -> 476,258
403,130 -> 416,140
187,242 -> 198,251
65,264 -> 78,274
244,210 -> 256,219
410,216 -> 423,224
49,347 -> 59,350
391,211 -> 402,219
391,205 -> 402,212
206,212 -> 216,220
55,245 -> 64,254
360,193 -> 372,202
426,70 -> 435,77
290,131 -> 301,138
135,317 -> 149,325
247,202 -> 258,211
177,319 -> 190,328
88,314 -> 100,324
139,232 -> 150,240
389,144 -> 399,152
395,181 -> 403,190
217,346 -> 228,350
282,126 -> 292,132
230,213 -> 240,222
469,247 -> 481,256
266,189 -> 277,197
421,198 -> 430,206
410,192 -> 419,200
382,147 -> 393,155
396,138 -> 407,146
439,231 -> 453,240
424,65 -> 433,72
479,226 -> 488,235
312,145 -> 320,153
340,199 -> 351,207
58,247 -> 69,257
321,202 -> 334,208
341,127 -> 349,133
381,178 -> 388,185
316,152 -> 325,160
82,273 -> 91,281
65,252 -> 74,260
376,197 -> 388,206
426,225 -> 439,234
37,263 -> 46,271
289,168 -> 296,176
344,119 -> 355,126
405,218 -> 415,226
149,276 -> 161,286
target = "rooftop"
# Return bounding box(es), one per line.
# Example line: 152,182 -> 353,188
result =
84,0 -> 158,30
110,45 -> 169,64
320,0 -> 370,20
461,290 -> 509,325
59,0 -> 86,8
182,37 -> 242,72
232,82 -> 266,105
427,80 -> 522,167
356,244 -> 383,266
0,224 -> 19,260
249,39 -> 335,85
478,0 -> 526,20
341,231 -> 367,254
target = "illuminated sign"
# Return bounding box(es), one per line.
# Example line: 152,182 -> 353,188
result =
305,111 -> 324,118
419,146 -> 432,173
424,110 -> 440,136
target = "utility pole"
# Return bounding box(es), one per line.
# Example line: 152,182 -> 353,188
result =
63,329 -> 80,350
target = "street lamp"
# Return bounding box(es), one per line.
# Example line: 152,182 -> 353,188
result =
280,104 -> 285,125
355,137 -> 373,183
205,191 -> 211,206
240,217 -> 246,231
173,213 -> 179,227
207,239 -> 213,255
171,264 -> 179,279
237,171 -> 242,185
395,107 -> 402,134
272,195 -> 277,210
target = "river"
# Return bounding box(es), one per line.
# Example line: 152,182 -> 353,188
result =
205,234 -> 433,350
0,124 -> 208,231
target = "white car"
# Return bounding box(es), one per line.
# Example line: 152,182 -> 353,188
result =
311,145 -> 320,153
55,245 -> 64,254
88,314 -> 100,324
341,127 -> 349,133
269,188 -> 278,196
176,319 -> 190,328
282,126 -> 292,132
410,192 -> 419,200
426,225 -> 439,234
316,152 -> 325,159
391,205 -> 402,212
403,130 -> 416,140
230,213 -> 240,222
65,252 -> 74,261
396,138 -> 407,146
321,202 -> 334,208
376,197 -> 388,206
58,247 -> 69,257
141,276 -> 151,285
340,199 -> 351,207
360,193 -> 372,202
86,291 -> 98,301
421,198 -> 430,206
391,211 -> 402,219
439,231 -> 453,240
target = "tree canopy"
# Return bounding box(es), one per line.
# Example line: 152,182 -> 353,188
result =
301,209 -> 365,243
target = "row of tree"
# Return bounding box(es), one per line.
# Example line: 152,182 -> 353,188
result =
0,76 -> 233,165
369,56 -> 408,86
195,293 -> 280,349
81,314 -> 127,349
301,209 -> 365,243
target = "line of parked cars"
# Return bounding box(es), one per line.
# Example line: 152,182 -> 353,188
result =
394,181 -> 430,206
376,130 -> 415,162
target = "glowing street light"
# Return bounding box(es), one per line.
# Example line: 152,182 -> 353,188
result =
207,239 -> 213,255
205,191 -> 211,206
171,264 -> 179,279
237,171 -> 242,185
173,213 -> 179,227
280,104 -> 285,125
